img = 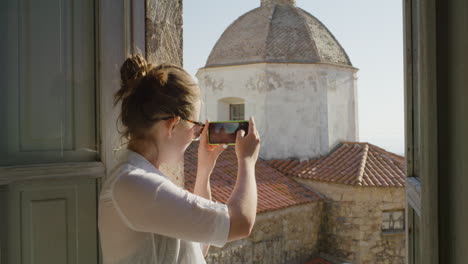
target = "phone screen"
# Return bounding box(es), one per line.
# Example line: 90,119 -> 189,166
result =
208,121 -> 249,145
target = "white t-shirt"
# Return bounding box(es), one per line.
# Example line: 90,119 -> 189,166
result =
98,148 -> 230,264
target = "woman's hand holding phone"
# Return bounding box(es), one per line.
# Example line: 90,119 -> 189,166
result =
197,120 -> 227,174
235,116 -> 261,166
227,116 -> 260,241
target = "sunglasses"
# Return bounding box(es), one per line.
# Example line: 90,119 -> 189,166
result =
158,116 -> 205,141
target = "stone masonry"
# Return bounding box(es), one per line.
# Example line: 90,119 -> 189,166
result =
206,202 -> 324,264
145,0 -> 185,187
297,179 -> 406,264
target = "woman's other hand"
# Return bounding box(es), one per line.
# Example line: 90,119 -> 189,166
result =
235,116 -> 261,166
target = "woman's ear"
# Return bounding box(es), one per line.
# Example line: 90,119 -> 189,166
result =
166,116 -> 181,138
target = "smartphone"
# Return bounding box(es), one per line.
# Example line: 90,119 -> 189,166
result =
208,121 -> 249,145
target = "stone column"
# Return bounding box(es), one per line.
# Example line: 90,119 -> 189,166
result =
145,0 -> 185,187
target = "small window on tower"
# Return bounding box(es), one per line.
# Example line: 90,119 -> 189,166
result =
229,104 -> 245,120
382,210 -> 405,233
218,97 -> 244,121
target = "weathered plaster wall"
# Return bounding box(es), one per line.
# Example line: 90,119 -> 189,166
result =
205,202 -> 323,264
327,68 -> 359,150
196,63 -> 358,161
296,179 -> 406,264
196,63 -> 268,138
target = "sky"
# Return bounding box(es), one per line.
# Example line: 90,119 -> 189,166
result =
183,0 -> 405,155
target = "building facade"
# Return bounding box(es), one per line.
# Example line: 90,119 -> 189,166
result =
197,0 -> 359,160
195,1 -> 406,263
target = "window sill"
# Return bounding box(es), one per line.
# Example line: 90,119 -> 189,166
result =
406,177 -> 421,216
382,230 -> 406,236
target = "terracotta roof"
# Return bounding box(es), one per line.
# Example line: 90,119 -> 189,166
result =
184,142 -> 322,213
304,257 -> 334,264
268,142 -> 406,187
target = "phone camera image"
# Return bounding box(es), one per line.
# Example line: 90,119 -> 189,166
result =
208,121 -> 249,145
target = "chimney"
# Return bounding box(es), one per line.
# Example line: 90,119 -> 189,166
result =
261,0 -> 296,7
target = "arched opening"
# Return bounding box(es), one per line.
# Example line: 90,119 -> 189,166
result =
218,97 -> 245,121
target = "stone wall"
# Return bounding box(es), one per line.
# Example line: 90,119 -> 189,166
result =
206,202 -> 323,264
297,179 -> 406,264
146,0 -> 183,66
145,0 -> 185,187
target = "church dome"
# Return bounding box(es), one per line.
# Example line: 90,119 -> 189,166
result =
205,0 -> 352,68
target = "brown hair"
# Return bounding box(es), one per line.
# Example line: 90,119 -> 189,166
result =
114,53 -> 199,142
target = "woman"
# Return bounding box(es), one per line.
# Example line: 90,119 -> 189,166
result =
98,54 -> 260,264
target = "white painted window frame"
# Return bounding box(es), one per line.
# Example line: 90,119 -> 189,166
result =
404,0 -> 438,263
218,97 -> 245,121
0,0 -> 146,185
0,2 -> 145,262
229,104 -> 245,121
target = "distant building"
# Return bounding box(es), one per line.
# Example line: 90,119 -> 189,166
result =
192,0 -> 406,263
270,142 -> 406,263
197,0 -> 358,161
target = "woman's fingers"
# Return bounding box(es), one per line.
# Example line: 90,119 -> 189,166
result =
199,119 -> 209,146
207,144 -> 216,151
236,129 -> 246,141
202,120 -> 209,136
248,116 -> 256,137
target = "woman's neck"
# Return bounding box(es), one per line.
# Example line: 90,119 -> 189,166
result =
127,138 -> 161,169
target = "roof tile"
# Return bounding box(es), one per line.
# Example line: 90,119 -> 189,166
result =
184,142 -> 322,213
268,142 -> 406,188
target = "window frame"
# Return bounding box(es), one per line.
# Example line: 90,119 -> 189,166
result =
1,0 -> 98,167
218,97 -> 245,121
229,103 -> 245,121
382,210 -> 406,233
0,0 -> 145,185
404,0 -> 439,263
0,0 -> 102,183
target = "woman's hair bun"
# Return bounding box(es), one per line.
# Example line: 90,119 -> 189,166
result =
114,53 -> 149,106
153,67 -> 170,86
121,53 -> 148,82
114,54 -> 199,142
